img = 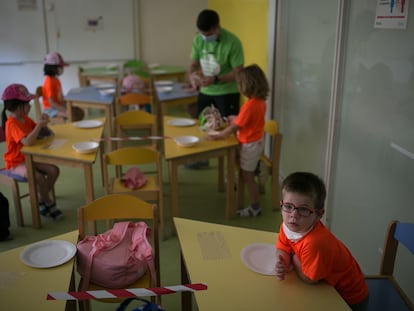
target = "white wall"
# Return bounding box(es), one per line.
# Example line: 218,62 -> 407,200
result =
0,0 -> 207,95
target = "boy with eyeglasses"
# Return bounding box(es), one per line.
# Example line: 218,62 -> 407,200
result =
275,172 -> 369,311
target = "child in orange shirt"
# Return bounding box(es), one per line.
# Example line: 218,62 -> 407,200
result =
275,172 -> 369,310
1,84 -> 63,220
207,64 -> 268,217
42,52 -> 84,121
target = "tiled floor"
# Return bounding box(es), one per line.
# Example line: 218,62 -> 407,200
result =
0,104 -> 281,310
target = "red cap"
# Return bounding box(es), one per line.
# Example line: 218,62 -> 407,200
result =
2,84 -> 35,102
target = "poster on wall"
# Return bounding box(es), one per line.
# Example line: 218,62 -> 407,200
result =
374,0 -> 409,29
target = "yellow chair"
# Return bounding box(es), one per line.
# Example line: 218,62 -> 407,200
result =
237,120 -> 282,211
77,194 -> 160,311
115,92 -> 155,116
33,86 -> 65,124
114,110 -> 158,150
102,147 -> 165,238
0,168 -> 29,227
365,221 -> 414,310
0,128 -> 55,226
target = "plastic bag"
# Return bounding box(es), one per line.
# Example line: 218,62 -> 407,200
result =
199,105 -> 226,132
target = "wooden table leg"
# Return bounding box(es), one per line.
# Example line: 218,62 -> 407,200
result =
66,100 -> 73,121
83,164 -> 95,203
104,106 -> 113,151
226,148 -> 236,219
25,155 -> 41,228
218,157 -> 224,192
180,251 -> 192,311
169,160 -> 179,235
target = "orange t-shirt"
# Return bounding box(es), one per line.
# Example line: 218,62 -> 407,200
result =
276,221 -> 369,305
234,97 -> 266,143
4,115 -> 36,169
42,75 -> 63,110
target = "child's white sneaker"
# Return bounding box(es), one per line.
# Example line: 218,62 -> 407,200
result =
236,205 -> 261,217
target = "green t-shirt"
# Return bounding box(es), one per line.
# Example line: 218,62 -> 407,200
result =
190,28 -> 244,96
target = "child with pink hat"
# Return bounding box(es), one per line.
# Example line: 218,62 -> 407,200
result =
42,52 -> 84,121
1,84 -> 63,220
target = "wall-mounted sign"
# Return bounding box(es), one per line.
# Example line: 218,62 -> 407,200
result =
375,0 -> 409,29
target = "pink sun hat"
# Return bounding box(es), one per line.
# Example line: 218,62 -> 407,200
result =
44,52 -> 68,66
2,84 -> 35,102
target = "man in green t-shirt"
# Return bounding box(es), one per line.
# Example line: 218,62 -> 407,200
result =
189,9 -> 244,118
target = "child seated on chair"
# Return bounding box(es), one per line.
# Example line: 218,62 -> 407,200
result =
122,73 -> 151,112
42,52 -> 84,121
275,172 -> 369,310
1,84 -> 63,220
207,64 -> 268,217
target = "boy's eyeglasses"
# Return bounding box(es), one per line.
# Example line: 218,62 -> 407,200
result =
280,201 -> 315,217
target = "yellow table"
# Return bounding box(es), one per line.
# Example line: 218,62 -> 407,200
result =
78,66 -> 120,87
174,218 -> 351,311
0,231 -> 78,311
21,119 -> 104,228
164,117 -> 238,234
150,65 -> 187,82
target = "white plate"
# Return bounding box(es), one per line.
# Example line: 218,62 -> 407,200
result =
174,135 -> 199,147
156,86 -> 173,93
20,240 -> 76,268
95,83 -> 116,89
154,80 -> 174,87
99,88 -> 116,96
167,118 -> 196,127
240,243 -> 276,276
72,141 -> 100,154
73,120 -> 103,129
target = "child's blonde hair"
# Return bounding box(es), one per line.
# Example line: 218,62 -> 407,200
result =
236,64 -> 269,100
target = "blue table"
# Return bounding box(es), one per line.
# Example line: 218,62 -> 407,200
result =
155,82 -> 198,129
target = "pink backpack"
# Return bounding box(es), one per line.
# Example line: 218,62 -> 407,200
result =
77,221 -> 156,290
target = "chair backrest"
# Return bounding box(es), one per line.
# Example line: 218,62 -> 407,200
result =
102,146 -> 162,190
33,86 -> 43,121
77,194 -> 160,286
381,221 -> 414,275
116,92 -> 154,115
114,110 -> 157,149
261,120 -> 282,176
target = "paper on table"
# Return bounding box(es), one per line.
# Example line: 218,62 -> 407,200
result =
0,272 -> 25,288
197,231 -> 231,260
42,139 -> 67,150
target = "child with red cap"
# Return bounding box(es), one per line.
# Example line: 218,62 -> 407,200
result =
1,84 -> 63,220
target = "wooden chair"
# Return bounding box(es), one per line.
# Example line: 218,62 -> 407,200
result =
77,194 -> 160,311
33,86 -> 65,124
237,120 -> 282,211
102,146 -> 165,239
115,92 -> 155,116
0,168 -> 29,227
114,110 -> 158,150
365,220 -> 414,310
0,126 -> 55,226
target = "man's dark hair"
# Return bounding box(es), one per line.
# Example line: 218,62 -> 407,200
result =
197,9 -> 220,31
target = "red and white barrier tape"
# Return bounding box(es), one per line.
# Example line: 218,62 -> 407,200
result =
94,136 -> 172,142
46,283 -> 208,301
